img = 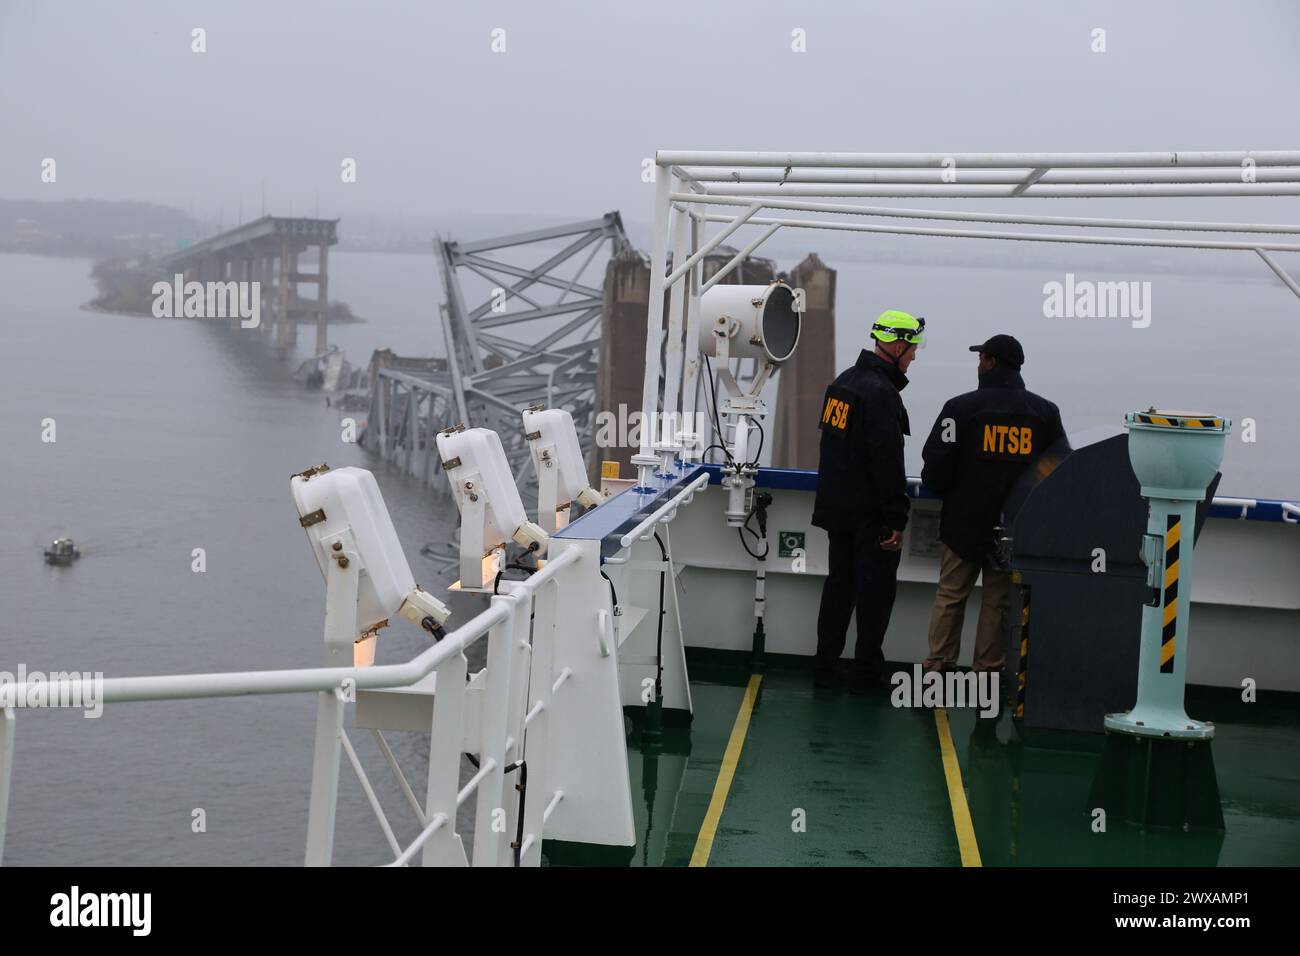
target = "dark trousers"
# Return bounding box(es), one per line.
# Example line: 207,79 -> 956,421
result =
815,526 -> 903,678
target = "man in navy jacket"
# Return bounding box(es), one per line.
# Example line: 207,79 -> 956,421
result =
920,334 -> 1066,676
813,310 -> 924,693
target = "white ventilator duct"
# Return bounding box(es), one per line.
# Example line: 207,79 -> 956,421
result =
523,406 -> 605,532
291,464 -> 451,667
699,281 -> 802,526
436,426 -> 549,589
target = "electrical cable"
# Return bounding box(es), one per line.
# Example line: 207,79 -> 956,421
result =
745,417 -> 766,469
503,759 -> 528,867
493,562 -> 538,595
599,568 -> 619,608
738,524 -> 769,561
701,443 -> 731,465
652,532 -> 668,703
737,489 -> 772,560
703,353 -> 765,470
702,354 -> 736,468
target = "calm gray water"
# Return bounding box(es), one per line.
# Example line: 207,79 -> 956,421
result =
1,246 -> 1295,866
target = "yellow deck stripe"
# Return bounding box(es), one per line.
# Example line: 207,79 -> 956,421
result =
934,709 -> 983,867
689,674 -> 762,867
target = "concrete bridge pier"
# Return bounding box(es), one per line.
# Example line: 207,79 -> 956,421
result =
155,216 -> 339,357
276,239 -> 293,356
258,255 -> 274,338
315,241 -> 329,355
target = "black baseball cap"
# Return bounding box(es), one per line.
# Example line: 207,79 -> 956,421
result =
969,334 -> 1024,370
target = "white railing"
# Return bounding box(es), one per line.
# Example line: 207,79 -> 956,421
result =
0,545 -> 582,867
619,472 -> 710,549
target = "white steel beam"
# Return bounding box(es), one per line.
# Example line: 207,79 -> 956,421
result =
656,150 -> 1300,169
700,182 -> 1300,198
699,213 -> 1300,253
671,193 -> 1300,235
665,202 -> 761,285
636,171 -> 673,474
700,224 -> 782,292
661,199 -> 691,458
1255,248 -> 1300,299
678,166 -> 1300,185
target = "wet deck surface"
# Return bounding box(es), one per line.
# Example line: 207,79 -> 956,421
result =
603,660 -> 1300,867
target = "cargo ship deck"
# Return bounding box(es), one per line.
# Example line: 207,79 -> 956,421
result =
553,656 -> 1300,867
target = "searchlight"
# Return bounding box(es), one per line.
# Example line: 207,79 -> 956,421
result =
699,280 -> 802,527
291,464 -> 451,667
523,405 -> 605,532
436,425 -> 549,590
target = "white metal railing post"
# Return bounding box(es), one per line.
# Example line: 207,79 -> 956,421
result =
422,650 -> 469,866
304,547 -> 361,866
680,212 -> 704,461
518,578 -> 558,866
0,707 -> 14,866
471,596 -> 517,866
633,166 -> 674,488
303,688 -> 346,866
660,186 -> 691,472
498,590 -> 533,865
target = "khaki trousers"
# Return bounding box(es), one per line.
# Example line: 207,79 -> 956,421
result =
924,545 -> 1010,673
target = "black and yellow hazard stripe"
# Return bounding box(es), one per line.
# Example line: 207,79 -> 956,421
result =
1014,587 -> 1030,720
1160,514 -> 1180,674
1135,413 -> 1223,429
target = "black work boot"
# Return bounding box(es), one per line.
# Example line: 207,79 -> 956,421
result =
848,672 -> 888,696
813,667 -> 839,690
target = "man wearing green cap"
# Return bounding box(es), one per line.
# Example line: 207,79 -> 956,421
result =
812,310 -> 925,693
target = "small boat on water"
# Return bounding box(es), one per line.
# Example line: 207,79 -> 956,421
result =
44,537 -> 81,566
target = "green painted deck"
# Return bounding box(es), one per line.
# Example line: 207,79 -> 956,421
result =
601,660 -> 1300,867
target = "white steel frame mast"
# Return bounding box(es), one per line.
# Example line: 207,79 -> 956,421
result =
632,150 -> 1300,491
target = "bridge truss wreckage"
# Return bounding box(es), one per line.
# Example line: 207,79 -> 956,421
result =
362,213 -> 630,497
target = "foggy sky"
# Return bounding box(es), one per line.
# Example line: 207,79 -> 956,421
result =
2,0 -> 1298,228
